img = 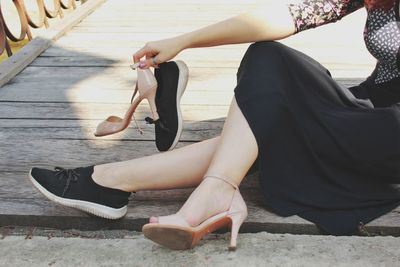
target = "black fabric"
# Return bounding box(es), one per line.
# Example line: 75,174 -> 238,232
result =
234,41 -> 400,235
31,166 -> 131,209
397,0 -> 400,74
349,66 -> 400,107
154,62 -> 180,151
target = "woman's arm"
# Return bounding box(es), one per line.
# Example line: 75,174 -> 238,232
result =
181,2 -> 296,49
133,1 -> 296,67
133,0 -> 365,67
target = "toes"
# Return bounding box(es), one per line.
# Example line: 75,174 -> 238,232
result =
149,216 -> 159,223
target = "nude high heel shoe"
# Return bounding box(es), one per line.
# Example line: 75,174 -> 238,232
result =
142,175 -> 248,250
94,64 -> 159,137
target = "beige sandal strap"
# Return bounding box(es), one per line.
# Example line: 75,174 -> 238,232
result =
204,175 -> 239,190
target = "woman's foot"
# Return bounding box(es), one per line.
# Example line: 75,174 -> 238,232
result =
143,175 -> 248,250
29,166 -> 131,219
91,163 -> 136,192
150,177 -> 236,226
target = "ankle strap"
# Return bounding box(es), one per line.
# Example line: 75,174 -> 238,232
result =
204,175 -> 239,190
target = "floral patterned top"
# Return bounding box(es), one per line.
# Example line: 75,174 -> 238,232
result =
287,0 -> 400,84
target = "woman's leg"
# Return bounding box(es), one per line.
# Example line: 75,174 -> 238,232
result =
92,43 -> 264,197
92,137 -> 220,192
153,97 -> 258,226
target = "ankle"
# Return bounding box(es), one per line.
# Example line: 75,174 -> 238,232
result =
178,178 -> 236,226
92,164 -> 133,192
202,177 -> 236,193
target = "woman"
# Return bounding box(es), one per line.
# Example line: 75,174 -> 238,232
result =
29,0 -> 400,250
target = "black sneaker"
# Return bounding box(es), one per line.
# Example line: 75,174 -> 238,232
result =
145,60 -> 189,151
29,166 -> 131,219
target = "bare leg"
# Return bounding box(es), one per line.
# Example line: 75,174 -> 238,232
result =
92,137 -> 220,192
152,97 -> 258,226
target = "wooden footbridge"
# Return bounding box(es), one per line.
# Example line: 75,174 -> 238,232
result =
0,0 -> 398,236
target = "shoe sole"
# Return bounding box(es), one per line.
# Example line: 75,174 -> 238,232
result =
167,60 -> 189,151
28,169 -> 127,220
143,225 -> 194,250
142,216 -> 232,250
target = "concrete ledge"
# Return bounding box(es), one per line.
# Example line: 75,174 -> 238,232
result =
1,232 -> 400,266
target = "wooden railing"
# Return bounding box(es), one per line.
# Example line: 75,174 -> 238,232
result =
0,0 -> 87,57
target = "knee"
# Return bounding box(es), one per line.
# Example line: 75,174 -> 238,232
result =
238,41 -> 287,74
249,41 -> 286,53
246,41 -> 287,60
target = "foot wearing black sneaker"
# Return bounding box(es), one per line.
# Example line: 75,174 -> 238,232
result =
29,166 -> 131,219
145,60 -> 188,152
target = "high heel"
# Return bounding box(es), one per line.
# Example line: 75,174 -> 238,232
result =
94,65 -> 159,137
142,175 -> 248,250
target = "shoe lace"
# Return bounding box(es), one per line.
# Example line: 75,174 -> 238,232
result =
144,117 -> 173,133
54,167 -> 80,197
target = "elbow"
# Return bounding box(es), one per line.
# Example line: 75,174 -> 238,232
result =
249,2 -> 296,41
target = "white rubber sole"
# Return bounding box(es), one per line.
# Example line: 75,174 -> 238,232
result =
168,60 -> 189,151
28,169 -> 127,219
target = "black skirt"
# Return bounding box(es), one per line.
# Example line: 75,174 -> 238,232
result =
234,41 -> 400,235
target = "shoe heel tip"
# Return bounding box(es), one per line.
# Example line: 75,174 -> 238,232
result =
228,246 -> 237,251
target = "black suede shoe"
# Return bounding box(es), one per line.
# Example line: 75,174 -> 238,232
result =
146,60 -> 188,151
29,166 -> 131,219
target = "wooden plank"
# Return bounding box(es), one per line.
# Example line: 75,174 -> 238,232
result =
95,0 -> 258,5
0,102 -> 230,121
1,168 -> 397,235
79,15 -> 241,23
86,2 -> 259,12
12,65 -> 237,79
8,66 -> 365,88
42,41 -> 362,54
26,57 -> 374,76
0,75 -> 363,121
1,84 -> 368,104
0,172 -> 259,200
0,138 -> 194,172
42,45 -> 249,58
0,194 -> 398,236
2,75 -> 238,94
0,0 -> 107,88
46,41 -> 373,73
0,193 -> 397,236
0,38 -> 52,87
85,4 -> 258,14
0,77 -> 366,104
30,56 -> 241,68
5,66 -> 239,94
8,65 -> 366,88
0,197 -> 324,235
0,88 -> 235,105
43,42 -> 249,57
0,120 -> 222,142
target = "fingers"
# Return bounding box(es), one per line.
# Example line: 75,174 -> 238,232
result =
131,59 -> 158,69
133,45 -> 156,63
131,57 -> 159,69
132,47 -> 147,63
133,48 -> 160,69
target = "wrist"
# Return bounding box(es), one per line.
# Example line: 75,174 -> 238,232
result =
176,32 -> 194,50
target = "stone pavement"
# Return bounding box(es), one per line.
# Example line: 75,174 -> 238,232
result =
0,230 -> 399,267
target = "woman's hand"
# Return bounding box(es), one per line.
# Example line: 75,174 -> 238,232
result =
133,36 -> 188,68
